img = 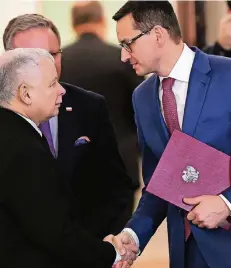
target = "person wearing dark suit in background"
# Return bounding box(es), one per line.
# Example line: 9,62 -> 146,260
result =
204,1 -> 231,57
61,1 -> 144,220
0,48 -> 139,268
3,14 -> 133,239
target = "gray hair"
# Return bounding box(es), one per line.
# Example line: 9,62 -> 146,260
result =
0,48 -> 54,105
3,14 -> 61,50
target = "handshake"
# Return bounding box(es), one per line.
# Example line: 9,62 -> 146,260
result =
104,231 -> 140,268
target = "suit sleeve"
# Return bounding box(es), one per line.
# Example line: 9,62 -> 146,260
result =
3,144 -> 116,267
125,92 -> 168,251
123,63 -> 144,131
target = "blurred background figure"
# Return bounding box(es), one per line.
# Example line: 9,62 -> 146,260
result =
61,1 -> 144,216
204,1 -> 231,57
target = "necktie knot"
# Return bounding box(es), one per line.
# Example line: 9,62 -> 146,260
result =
162,77 -> 175,91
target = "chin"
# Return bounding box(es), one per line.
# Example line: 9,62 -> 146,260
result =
53,108 -> 60,116
136,69 -> 147,76
134,66 -> 148,76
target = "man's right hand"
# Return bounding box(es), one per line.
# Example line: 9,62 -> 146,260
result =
112,232 -> 139,268
218,14 -> 231,50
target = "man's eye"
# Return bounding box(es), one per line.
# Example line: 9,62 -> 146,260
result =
50,81 -> 57,87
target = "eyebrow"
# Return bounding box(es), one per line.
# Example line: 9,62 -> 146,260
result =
120,38 -> 131,44
49,77 -> 58,85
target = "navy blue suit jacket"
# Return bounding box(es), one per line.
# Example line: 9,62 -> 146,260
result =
128,48 -> 231,268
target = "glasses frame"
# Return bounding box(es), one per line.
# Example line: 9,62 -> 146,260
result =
119,25 -> 170,53
119,29 -> 151,53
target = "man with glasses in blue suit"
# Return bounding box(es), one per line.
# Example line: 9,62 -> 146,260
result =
111,1 -> 231,268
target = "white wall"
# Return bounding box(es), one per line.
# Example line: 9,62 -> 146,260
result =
205,1 -> 227,45
39,1 -> 127,48
39,0 -> 178,48
0,0 -> 38,52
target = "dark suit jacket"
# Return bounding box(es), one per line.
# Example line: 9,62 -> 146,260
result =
60,33 -> 144,188
203,42 -> 231,58
57,82 -> 133,238
0,107 -> 115,268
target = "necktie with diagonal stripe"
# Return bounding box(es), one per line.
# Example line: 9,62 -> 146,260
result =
162,77 -> 191,240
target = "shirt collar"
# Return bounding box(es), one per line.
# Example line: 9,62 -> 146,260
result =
16,113 -> 42,136
159,43 -> 195,83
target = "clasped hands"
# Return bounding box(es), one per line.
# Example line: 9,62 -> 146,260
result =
184,195 -> 230,229
103,195 -> 230,267
104,232 -> 139,268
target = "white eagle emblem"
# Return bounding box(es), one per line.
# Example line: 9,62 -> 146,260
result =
182,166 -> 199,183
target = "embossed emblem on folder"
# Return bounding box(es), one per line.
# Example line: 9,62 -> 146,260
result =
182,166 -> 199,183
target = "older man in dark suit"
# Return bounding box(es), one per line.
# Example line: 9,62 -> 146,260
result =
3,13 -> 134,239
0,48 -> 140,268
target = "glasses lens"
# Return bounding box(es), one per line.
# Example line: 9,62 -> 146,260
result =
119,42 -> 131,53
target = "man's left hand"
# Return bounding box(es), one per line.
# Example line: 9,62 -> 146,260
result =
184,195 -> 230,229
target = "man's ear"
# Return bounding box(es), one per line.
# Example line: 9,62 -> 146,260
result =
18,83 -> 32,105
153,25 -> 165,46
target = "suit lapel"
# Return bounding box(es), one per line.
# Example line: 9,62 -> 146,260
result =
182,48 -> 211,136
57,94 -> 83,161
144,76 -> 169,156
145,48 -> 211,156
152,76 -> 169,143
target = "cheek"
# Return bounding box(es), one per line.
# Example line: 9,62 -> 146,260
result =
132,44 -> 151,64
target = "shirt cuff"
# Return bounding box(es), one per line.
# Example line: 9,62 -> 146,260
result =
114,248 -> 122,264
123,228 -> 140,248
219,194 -> 231,214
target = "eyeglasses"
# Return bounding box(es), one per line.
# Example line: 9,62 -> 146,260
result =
119,26 -> 170,53
50,49 -> 62,58
119,29 -> 152,53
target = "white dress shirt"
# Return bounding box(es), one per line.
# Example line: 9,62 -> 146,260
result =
18,112 -> 58,153
125,43 -> 231,248
17,113 -> 42,136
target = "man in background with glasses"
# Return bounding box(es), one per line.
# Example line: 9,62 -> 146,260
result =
111,1 -> 231,268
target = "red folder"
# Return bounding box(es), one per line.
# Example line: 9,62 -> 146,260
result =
146,130 -> 231,211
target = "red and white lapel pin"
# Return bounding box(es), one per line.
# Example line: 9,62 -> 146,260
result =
66,107 -> 72,112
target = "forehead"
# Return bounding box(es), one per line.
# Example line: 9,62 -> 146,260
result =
116,14 -> 138,41
39,57 -> 57,81
12,27 -> 59,50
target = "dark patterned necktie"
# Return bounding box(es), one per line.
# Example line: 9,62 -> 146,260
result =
162,77 -> 191,240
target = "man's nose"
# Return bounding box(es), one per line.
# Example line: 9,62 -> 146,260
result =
59,84 -> 66,95
121,47 -> 131,63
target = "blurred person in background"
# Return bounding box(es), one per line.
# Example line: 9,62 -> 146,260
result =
204,1 -> 231,57
61,1 -> 144,221
3,13 -> 134,239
